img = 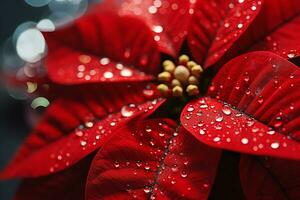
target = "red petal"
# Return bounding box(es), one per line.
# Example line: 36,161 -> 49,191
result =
181,52 -> 300,160
1,84 -> 165,178
250,16 -> 300,60
108,0 -> 193,56
14,155 -> 93,200
188,0 -> 262,68
86,119 -> 221,199
240,155 -> 300,200
44,9 -> 160,85
229,0 -> 300,61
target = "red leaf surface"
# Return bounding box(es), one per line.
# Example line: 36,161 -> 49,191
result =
109,0 -> 193,56
181,52 -> 300,160
1,84 -> 165,178
240,155 -> 300,200
86,119 -> 221,199
44,8 -> 160,85
14,155 -> 93,200
187,0 -> 262,67
228,0 -> 300,61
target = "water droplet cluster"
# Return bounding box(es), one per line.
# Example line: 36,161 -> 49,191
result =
45,87 -> 164,174
86,119 -> 219,199
182,97 -> 293,154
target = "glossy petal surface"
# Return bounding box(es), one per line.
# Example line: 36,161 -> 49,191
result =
229,0 -> 300,61
240,155 -> 300,200
181,52 -> 300,160
111,0 -> 193,56
44,9 -> 160,85
14,156 -> 93,200
188,0 -> 262,67
1,84 -> 164,178
86,119 -> 221,200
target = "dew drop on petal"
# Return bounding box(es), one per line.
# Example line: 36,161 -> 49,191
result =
271,142 -> 280,149
199,129 -> 205,135
241,138 -> 249,144
187,106 -> 194,112
121,104 -> 136,117
213,137 -> 221,142
103,71 -> 113,79
267,130 -> 275,135
80,140 -> 87,147
100,58 -> 110,65
222,105 -> 232,115
215,115 -> 223,122
180,170 -> 188,178
120,68 -> 133,77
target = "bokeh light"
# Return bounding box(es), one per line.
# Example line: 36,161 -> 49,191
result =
24,0 -> 51,7
16,28 -> 46,63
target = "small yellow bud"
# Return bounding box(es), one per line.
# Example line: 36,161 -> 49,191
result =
172,86 -> 183,97
163,63 -> 175,73
163,60 -> 174,67
174,65 -> 190,83
157,84 -> 169,95
187,61 -> 197,69
191,65 -> 203,77
186,84 -> 199,96
179,54 -> 189,64
158,72 -> 171,82
188,76 -> 199,85
171,79 -> 181,87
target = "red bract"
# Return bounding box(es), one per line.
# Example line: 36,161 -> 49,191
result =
181,52 -> 300,160
86,119 -> 220,199
1,0 -> 300,199
1,84 -> 164,178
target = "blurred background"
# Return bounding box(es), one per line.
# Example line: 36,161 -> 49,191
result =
0,0 -> 99,199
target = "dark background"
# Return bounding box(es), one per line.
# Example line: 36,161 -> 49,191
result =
0,1 -> 47,199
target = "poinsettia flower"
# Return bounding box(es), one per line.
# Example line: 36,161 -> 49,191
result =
1,0 -> 300,199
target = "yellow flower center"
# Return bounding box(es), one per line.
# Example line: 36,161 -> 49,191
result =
157,54 -> 203,97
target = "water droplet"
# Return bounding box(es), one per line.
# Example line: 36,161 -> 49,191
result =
153,25 -> 163,33
187,106 -> 194,112
114,161 -> 120,168
222,105 -> 232,115
100,58 -> 110,65
273,117 -> 283,128
267,130 -> 275,135
103,71 -> 113,79
75,130 -> 83,137
85,121 -> 94,128
120,68 -> 133,77
77,64 -> 85,72
215,115 -> 223,122
146,127 -> 152,132
271,142 -> 280,149
257,97 -> 264,104
110,122 -> 116,127
241,138 -> 249,144
121,104 -> 136,117
180,170 -> 188,178
237,23 -> 243,29
287,52 -> 295,58
199,129 -> 205,135
80,140 -> 87,147
251,127 -> 259,133
213,137 -> 221,142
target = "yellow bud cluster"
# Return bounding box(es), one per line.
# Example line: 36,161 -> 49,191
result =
157,55 -> 203,97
